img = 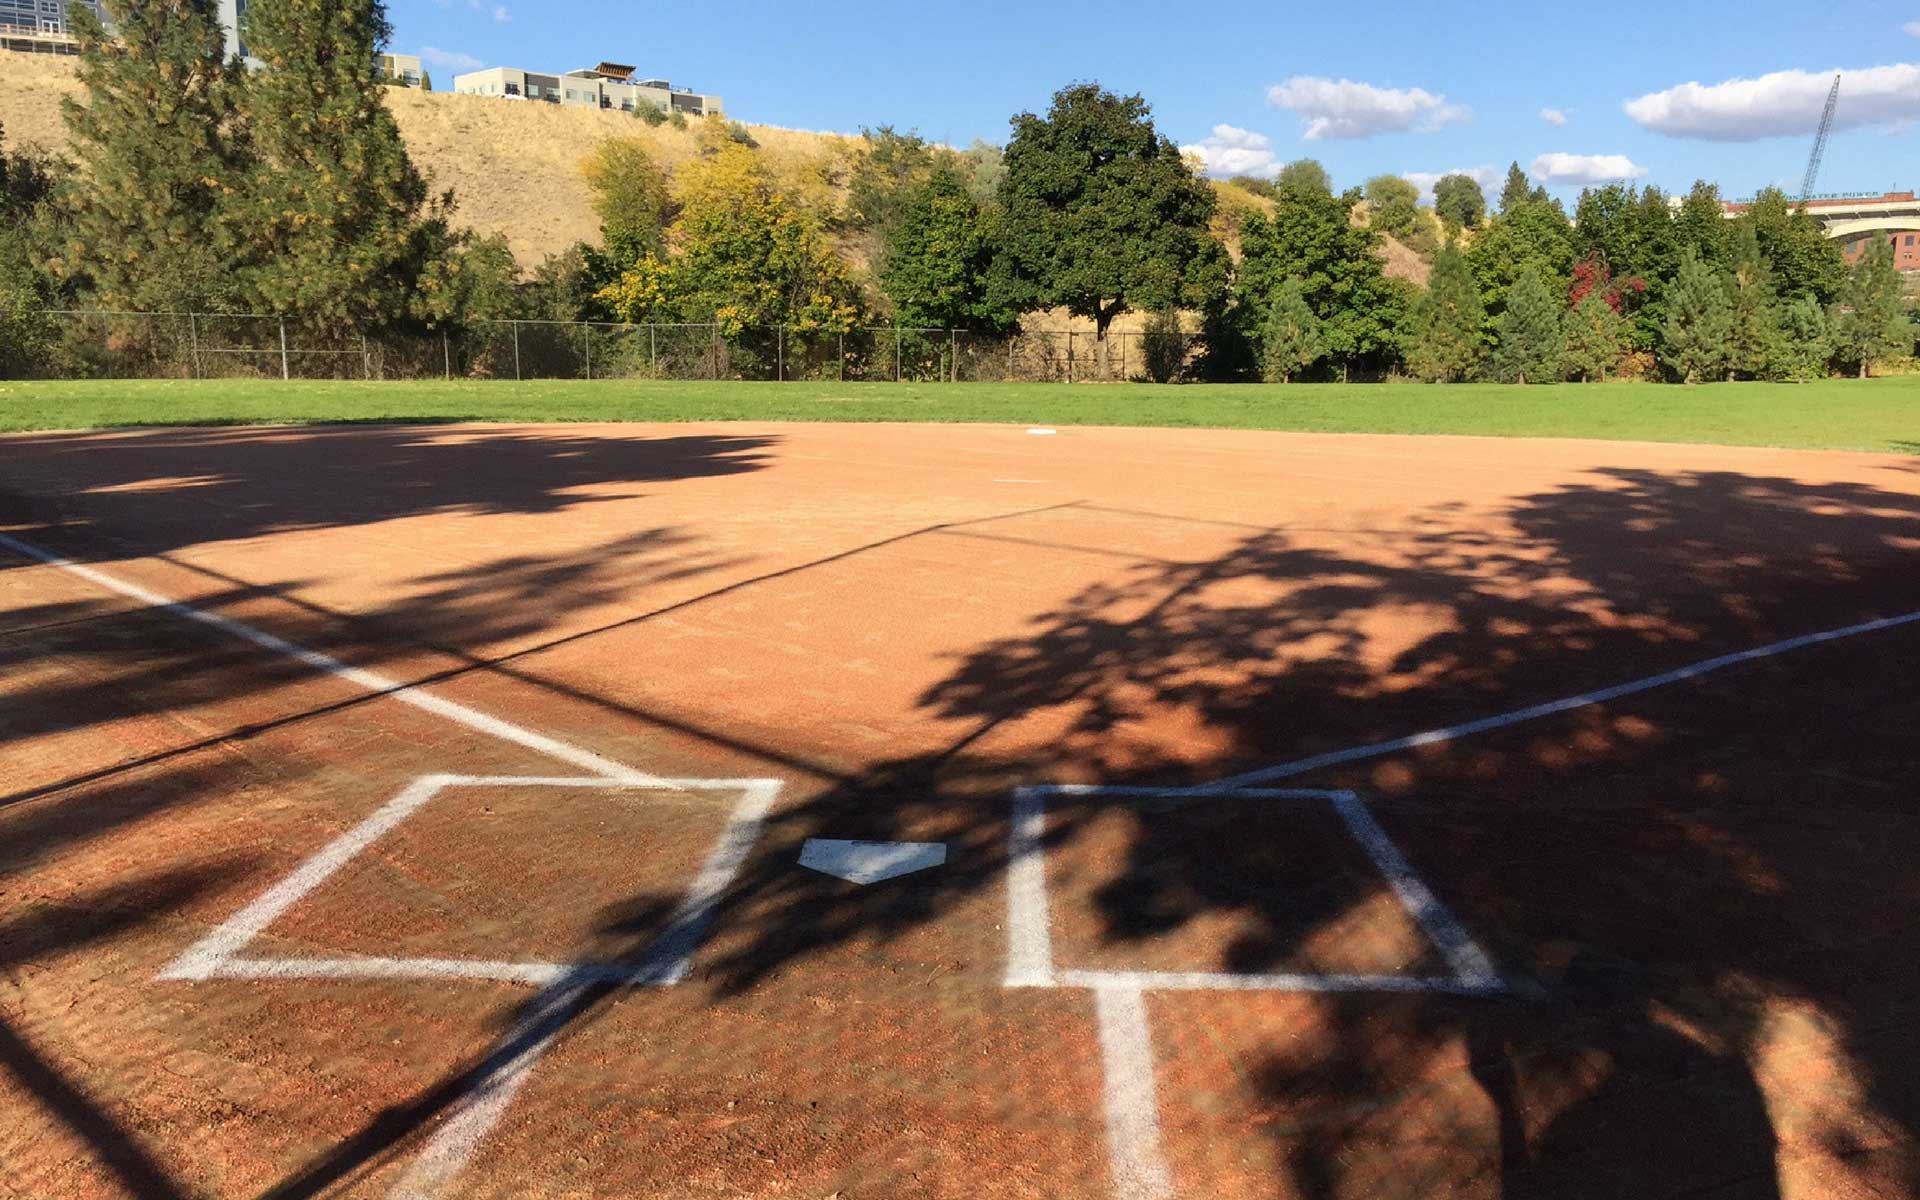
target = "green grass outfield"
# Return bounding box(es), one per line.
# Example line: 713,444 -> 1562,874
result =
1,377 -> 1916,452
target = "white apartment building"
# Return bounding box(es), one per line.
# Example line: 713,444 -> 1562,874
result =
454,61 -> 722,119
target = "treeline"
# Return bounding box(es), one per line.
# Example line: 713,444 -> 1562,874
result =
2,7 -> 1910,384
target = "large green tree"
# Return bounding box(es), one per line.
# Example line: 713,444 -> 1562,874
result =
1403,242 -> 1485,382
57,0 -> 248,311
0,122 -> 66,377
1731,187 -> 1847,306
1776,294 -> 1834,381
581,136 -> 669,266
1239,184 -> 1405,376
1468,195 -> 1576,321
880,164 -> 1011,332
236,0 -> 454,328
992,84 -> 1225,342
1363,174 -> 1423,246
1432,173 -> 1487,232
1498,162 -> 1531,214
1833,234 -> 1908,377
1659,246 -> 1733,383
1724,225 -> 1784,380
1492,265 -> 1566,383
847,126 -> 938,235
1562,288 -> 1628,382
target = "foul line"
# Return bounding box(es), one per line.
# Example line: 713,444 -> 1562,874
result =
1198,607 -> 1920,793
1092,987 -> 1174,1200
0,532 -> 663,786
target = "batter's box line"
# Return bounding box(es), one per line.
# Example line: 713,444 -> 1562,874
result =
1003,784 -> 1506,995
158,774 -> 784,988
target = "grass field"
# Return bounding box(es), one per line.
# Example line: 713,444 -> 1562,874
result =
2,377 -> 1917,450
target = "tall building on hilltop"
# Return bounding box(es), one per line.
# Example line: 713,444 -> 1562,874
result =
1,0 -> 247,59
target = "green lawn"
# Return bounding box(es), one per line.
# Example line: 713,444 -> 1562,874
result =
1,377 -> 1916,452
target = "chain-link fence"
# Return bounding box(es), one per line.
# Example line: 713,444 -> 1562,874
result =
23,311 -> 1206,383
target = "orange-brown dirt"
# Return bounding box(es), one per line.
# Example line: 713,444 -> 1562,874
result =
3,421 -> 1919,1199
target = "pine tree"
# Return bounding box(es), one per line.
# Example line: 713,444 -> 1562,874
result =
1403,242 -> 1484,382
421,70 -> 433,92
1776,295 -> 1834,382
1258,277 -> 1323,382
1498,162 -> 1531,214
236,0 -> 451,329
1834,234 -> 1908,378
1562,289 -> 1627,382
1492,265 -> 1566,383
56,0 -> 247,311
1659,246 -> 1733,384
1724,224 -> 1784,380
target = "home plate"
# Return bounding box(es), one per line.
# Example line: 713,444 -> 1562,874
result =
799,839 -> 948,885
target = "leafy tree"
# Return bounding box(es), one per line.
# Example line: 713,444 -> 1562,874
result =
1432,173 -> 1487,232
1364,175 -> 1421,241
1498,162 -> 1531,214
1724,225 -> 1783,380
1468,195 -> 1575,320
1731,187 -> 1846,305
1140,306 -> 1187,383
421,70 -> 433,92
1775,294 -> 1834,381
1258,278 -> 1323,382
1659,246 -> 1733,383
416,230 -> 518,330
1833,234 -> 1907,377
848,126 -> 937,234
1239,184 -> 1404,376
1277,159 -> 1332,196
598,135 -> 862,335
1562,289 -> 1628,381
635,101 -> 668,127
237,0 -> 455,329
581,136 -> 669,265
1403,242 -> 1484,382
1673,180 -> 1730,266
992,83 -> 1224,343
1573,184 -> 1641,277
521,244 -> 597,321
1492,264 -> 1565,383
56,0 -> 248,311
0,122 -> 66,377
880,164 -> 1011,332
959,139 -> 1006,204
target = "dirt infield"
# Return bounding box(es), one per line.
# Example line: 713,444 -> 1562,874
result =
3,420 -> 1919,1200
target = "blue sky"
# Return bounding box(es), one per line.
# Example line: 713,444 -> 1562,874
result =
392,0 -> 1920,203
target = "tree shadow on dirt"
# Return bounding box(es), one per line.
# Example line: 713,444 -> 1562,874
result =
680,465 -> 1920,1199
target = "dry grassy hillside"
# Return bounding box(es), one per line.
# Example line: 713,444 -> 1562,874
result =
0,50 -> 856,268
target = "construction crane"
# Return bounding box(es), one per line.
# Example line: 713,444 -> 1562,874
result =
1801,73 -> 1841,202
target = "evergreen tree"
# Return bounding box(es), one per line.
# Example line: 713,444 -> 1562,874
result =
1258,278 -> 1323,383
56,0 -> 247,311
1776,294 -> 1834,382
421,70 -> 433,92
1659,246 -> 1733,383
1492,265 -> 1566,383
1,122 -> 66,377
1562,289 -> 1627,382
236,0 -> 453,328
1403,242 -> 1485,382
1724,225 -> 1783,380
1833,234 -> 1908,378
1469,195 -> 1576,321
880,164 -> 1011,332
1499,162 -> 1531,214
992,84 -> 1225,345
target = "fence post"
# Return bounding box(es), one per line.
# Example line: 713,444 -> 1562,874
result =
710,325 -> 720,379
583,322 -> 592,380
649,323 -> 657,376
839,332 -> 845,382
362,334 -> 371,381
278,317 -> 290,381
950,329 -> 958,383
1066,331 -> 1074,385
1009,336 -> 1015,382
1119,334 -> 1125,382
777,325 -> 784,382
894,327 -> 901,382
512,320 -> 522,381
443,330 -> 451,381
188,312 -> 201,380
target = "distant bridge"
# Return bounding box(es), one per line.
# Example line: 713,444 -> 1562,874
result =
1722,192 -> 1920,267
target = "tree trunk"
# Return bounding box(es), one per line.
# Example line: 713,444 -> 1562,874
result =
1860,359 -> 1870,379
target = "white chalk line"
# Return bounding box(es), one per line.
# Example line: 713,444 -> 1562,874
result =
0,531 -> 664,787
1004,787 -> 1056,988
1061,969 -> 1505,996
1092,987 -> 1175,1200
1197,607 -> 1920,793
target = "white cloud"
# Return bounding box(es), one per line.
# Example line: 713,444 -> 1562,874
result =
1540,107 -> 1569,127
1404,166 -> 1498,203
434,0 -> 509,20
420,46 -> 484,71
1904,20 -> 1920,36
1625,63 -> 1920,140
1266,76 -> 1470,140
1530,152 -> 1649,184
1179,124 -> 1282,178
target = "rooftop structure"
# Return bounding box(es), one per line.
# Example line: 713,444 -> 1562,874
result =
453,62 -> 721,119
1723,191 -> 1920,270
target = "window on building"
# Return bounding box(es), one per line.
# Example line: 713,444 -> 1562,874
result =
1907,235 -> 1915,248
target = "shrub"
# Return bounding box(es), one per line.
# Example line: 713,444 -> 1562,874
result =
1140,307 -> 1185,382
